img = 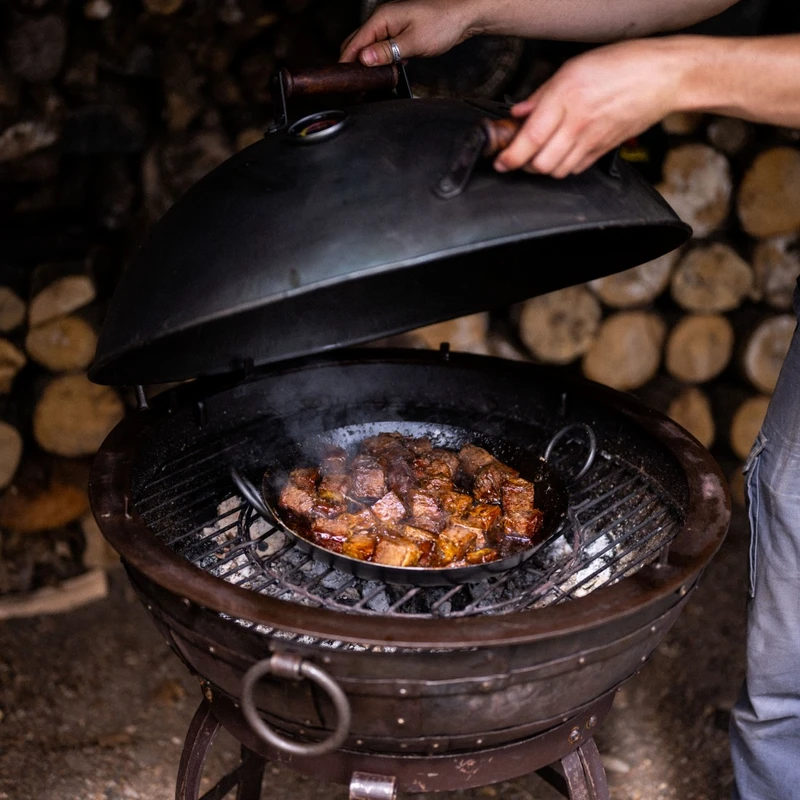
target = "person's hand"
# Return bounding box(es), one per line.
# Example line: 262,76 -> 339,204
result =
496,38 -> 689,179
340,0 -> 482,66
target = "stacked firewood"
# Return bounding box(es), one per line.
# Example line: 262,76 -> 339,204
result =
405,118 -> 800,503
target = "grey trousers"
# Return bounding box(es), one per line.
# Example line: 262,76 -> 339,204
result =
730,308 -> 800,799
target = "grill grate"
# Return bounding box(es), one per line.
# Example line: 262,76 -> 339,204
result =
134,425 -> 682,623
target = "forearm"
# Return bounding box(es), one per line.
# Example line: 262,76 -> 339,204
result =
472,0 -> 740,42
675,34 -> 800,126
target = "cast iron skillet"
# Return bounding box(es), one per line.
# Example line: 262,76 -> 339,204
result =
234,421 -> 571,587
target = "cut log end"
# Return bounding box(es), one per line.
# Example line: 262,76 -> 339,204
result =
738,147 -> 800,238
731,396 -> 770,461
25,314 -> 98,372
752,234 -> 800,310
667,387 -> 715,448
742,314 -> 795,394
0,338 -> 27,394
410,313 -> 490,355
0,420 -> 23,490
665,314 -> 734,384
0,287 -> 26,332
589,250 -> 678,309
33,374 -> 125,458
29,262 -> 97,328
671,244 -> 754,313
582,311 -> 666,391
518,286 -> 602,364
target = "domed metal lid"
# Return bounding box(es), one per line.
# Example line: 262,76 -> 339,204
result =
91,78 -> 689,385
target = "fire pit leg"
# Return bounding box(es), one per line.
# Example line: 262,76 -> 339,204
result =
176,698 -> 267,800
538,738 -> 610,800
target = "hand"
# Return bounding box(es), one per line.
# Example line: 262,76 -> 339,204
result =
340,0 -> 482,66
496,38 -> 688,179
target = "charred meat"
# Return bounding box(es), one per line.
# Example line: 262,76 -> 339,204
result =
276,435 -> 544,569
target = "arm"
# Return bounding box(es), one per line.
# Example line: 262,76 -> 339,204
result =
496,34 -> 800,178
340,0 -> 739,65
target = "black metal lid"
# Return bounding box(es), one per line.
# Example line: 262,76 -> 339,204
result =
91,94 -> 689,385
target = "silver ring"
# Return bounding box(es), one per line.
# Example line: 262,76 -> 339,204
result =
388,38 -> 402,64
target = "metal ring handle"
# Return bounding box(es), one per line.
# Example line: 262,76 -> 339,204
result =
241,653 -> 352,757
230,468 -> 273,521
543,423 -> 597,484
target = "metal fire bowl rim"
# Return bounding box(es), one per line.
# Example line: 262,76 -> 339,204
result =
89,348 -> 731,650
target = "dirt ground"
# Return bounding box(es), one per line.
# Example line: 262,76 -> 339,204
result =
0,512 -> 747,800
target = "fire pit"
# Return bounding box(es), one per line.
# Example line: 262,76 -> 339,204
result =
90,348 -> 729,799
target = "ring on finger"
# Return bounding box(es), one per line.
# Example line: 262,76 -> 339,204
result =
388,38 -> 402,64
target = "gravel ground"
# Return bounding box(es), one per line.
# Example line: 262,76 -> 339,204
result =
0,512 -> 747,800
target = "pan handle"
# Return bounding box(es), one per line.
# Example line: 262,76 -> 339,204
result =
230,468 -> 273,521
543,423 -> 597,485
279,64 -> 400,99
241,653 -> 352,757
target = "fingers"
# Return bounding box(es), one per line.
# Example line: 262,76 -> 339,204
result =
494,102 -> 565,173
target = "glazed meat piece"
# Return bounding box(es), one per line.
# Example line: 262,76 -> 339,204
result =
288,467 -> 320,493
320,446 -> 348,476
501,477 -> 536,518
373,536 -> 422,567
464,503 -> 501,532
466,548 -> 499,565
414,449 -> 459,480
437,525 -> 477,565
407,489 -> 445,533
338,509 -> 377,533
458,444 -> 496,478
407,437 -> 433,455
439,490 -> 473,518
371,491 -> 407,524
473,462 -> 512,505
386,458 -> 418,496
316,474 -> 349,516
279,468 -> 319,517
349,455 -> 387,499
502,510 -> 544,541
342,532 -> 377,561
361,432 -> 406,456
311,517 -> 351,552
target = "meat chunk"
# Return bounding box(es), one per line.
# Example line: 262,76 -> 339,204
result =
439,490 -> 473,518
371,491 -> 407,524
338,509 -> 377,533
316,474 -> 349,516
436,525 -> 478,565
311,517 -> 350,552
373,536 -> 422,567
501,509 -> 544,540
386,458 -> 418,496
407,490 -> 445,533
501,477 -> 536,518
342,532 -> 377,561
458,444 -> 496,478
320,446 -> 348,476
279,482 -> 316,517
473,463 -> 510,505
466,548 -> 499,565
361,432 -> 406,456
464,503 -> 501,532
349,455 -> 387,499
287,467 -> 320,493
407,437 -> 433,455
414,449 -> 459,480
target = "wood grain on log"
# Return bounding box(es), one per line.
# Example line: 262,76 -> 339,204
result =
25,314 -> 97,372
518,286 -> 601,364
657,144 -> 732,238
582,311 -> 666,391
738,147 -> 800,237
731,395 -> 770,461
741,314 -> 795,394
589,250 -> 678,309
0,419 -> 23,490
0,338 -> 26,394
667,387 -> 715,448
665,313 -> 734,384
0,287 -> 26,332
28,261 -> 96,327
752,234 -> 800,310
33,374 -> 124,457
671,243 -> 754,313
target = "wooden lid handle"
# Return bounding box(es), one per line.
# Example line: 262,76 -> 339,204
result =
279,64 -> 400,98
479,117 -> 523,158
